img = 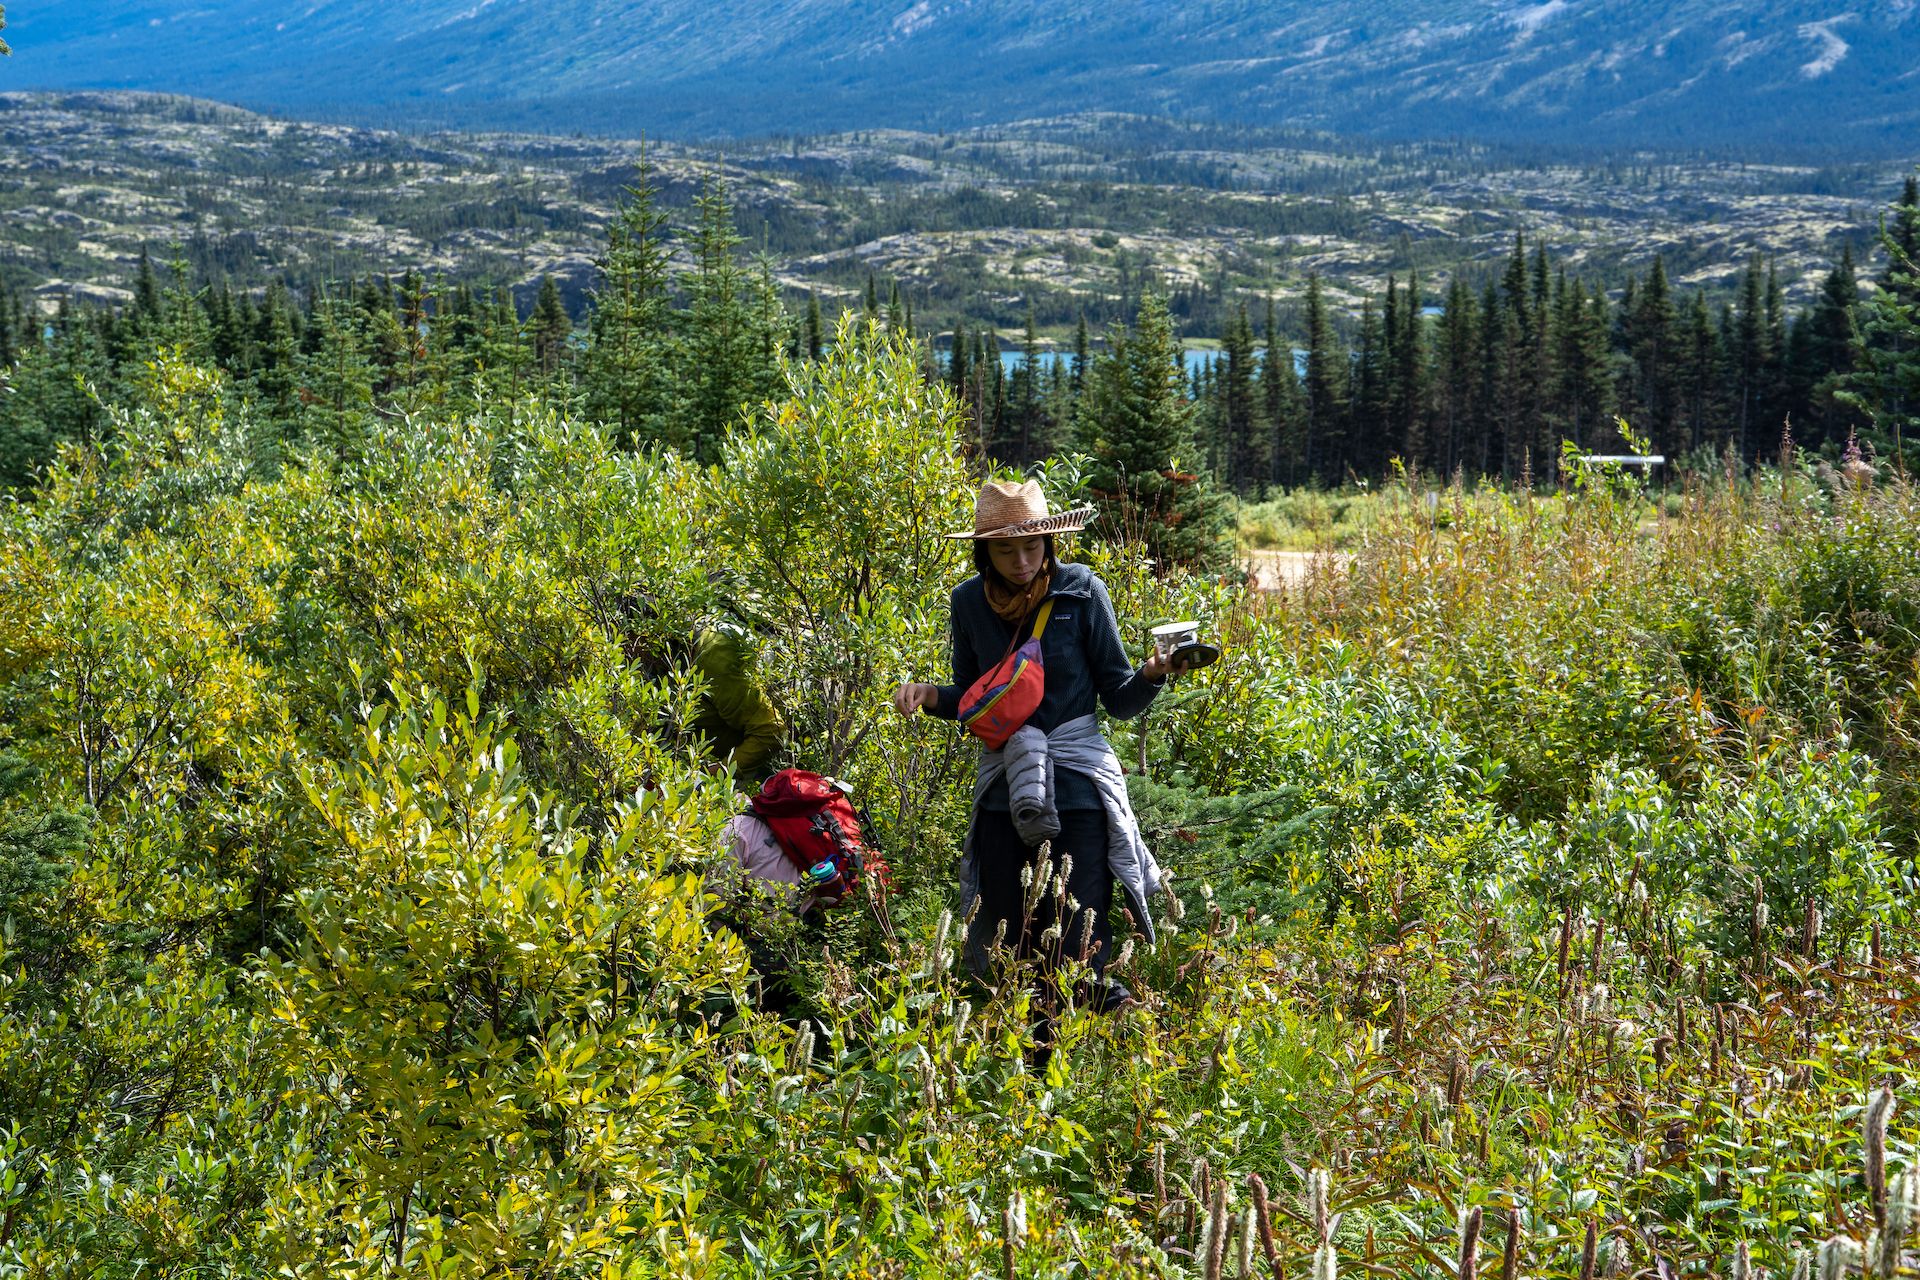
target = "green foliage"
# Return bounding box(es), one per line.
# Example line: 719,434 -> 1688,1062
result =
0,305 -> 112,490
581,165 -> 675,449
301,297 -> 376,460
1543,745 -> 1899,964
707,315 -> 976,900
267,686 -> 745,1271
1839,213 -> 1920,462
1234,487 -> 1386,550
0,752 -> 88,987
669,171 -> 786,463
1077,293 -> 1231,573
3,296 -> 1920,1277
1132,623 -> 1515,935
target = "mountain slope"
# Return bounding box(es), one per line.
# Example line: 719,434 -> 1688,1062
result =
7,0 -> 1918,149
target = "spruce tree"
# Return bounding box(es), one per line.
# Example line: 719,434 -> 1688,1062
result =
987,344 -> 1008,455
958,327 -> 990,453
479,286 -> 535,407
1799,245 -> 1861,446
1892,176 -> 1920,276
1075,294 -> 1229,572
1476,280 -> 1507,476
1621,257 -> 1680,457
1434,278 -> 1478,478
1351,299 -> 1390,476
948,323 -> 972,407
1839,181 -> 1920,455
235,290 -> 265,375
1191,358 -> 1221,476
1072,309 -> 1090,399
1766,261 -> 1790,445
528,276 -> 573,383
133,248 -> 163,326
1302,273 -> 1347,485
1043,351 -> 1075,450
580,166 -> 675,448
1495,235 -> 1537,479
1678,291 -> 1725,456
0,282 -> 17,374
391,269 -> 435,408
1526,247 -> 1556,466
252,284 -> 303,438
1219,303 -> 1259,494
1732,255 -> 1773,460
301,296 -> 376,460
205,283 -> 239,370
1393,275 -> 1429,471
154,257 -> 215,362
0,303 -> 111,488
805,291 -> 824,362
670,169 -> 784,462
435,282 -> 482,398
1551,276 -> 1612,454
747,256 -> 790,402
1259,294 -> 1303,489
1007,308 -> 1044,463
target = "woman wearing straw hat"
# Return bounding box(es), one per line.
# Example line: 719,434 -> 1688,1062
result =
893,479 -> 1173,1017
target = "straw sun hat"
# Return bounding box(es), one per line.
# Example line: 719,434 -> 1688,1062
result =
946,480 -> 1097,540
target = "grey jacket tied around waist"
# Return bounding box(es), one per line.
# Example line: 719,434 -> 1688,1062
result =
962,713 -> 1164,973
1001,725 -> 1060,846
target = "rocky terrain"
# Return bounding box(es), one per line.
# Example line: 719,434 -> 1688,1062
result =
1,92 -> 1908,337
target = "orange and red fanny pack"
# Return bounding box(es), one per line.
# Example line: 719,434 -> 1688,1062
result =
957,599 -> 1055,750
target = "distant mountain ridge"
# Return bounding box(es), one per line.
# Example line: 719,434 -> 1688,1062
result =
8,0 -> 1919,150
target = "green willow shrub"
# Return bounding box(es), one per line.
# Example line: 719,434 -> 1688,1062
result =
1658,472 -> 1920,842
1537,744 -> 1897,963
1703,741 -> 1899,955
0,753 -> 87,982
8,311 -> 1920,1276
267,685 -> 746,1274
268,406 -> 714,817
706,315 -> 972,770
1130,617 -> 1513,931
705,314 -> 976,907
495,408 -> 712,649
75,352 -> 259,549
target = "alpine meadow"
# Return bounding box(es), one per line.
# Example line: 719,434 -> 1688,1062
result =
5,6 -> 1920,1277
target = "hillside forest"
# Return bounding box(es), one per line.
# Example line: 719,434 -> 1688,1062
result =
5,151 -> 1919,504
2,127 -> 1920,1275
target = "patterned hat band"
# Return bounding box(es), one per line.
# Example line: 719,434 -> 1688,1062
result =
947,480 -> 1097,540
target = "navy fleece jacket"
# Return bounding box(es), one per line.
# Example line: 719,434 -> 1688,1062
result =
929,561 -> 1162,810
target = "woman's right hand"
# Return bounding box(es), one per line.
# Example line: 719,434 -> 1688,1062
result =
892,682 -> 938,717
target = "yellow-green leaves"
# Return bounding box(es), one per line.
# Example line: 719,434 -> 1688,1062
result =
268,689 -> 746,1271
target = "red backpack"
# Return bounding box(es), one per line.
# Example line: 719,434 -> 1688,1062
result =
748,769 -> 868,905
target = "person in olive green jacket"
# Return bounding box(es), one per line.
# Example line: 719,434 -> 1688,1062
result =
687,625 -> 784,783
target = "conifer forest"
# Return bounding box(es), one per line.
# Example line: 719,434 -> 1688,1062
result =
4,82 -> 1920,1278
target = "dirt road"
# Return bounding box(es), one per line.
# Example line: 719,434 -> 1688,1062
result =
1241,549 -> 1352,592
